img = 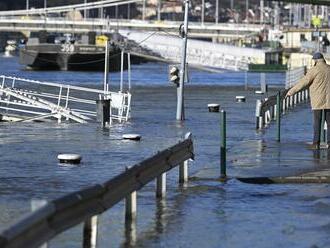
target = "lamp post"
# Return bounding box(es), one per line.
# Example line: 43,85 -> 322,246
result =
176,0 -> 189,121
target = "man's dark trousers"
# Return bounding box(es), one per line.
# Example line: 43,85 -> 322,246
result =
313,109 -> 330,145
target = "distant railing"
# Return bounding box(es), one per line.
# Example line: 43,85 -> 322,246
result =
0,75 -> 131,123
0,133 -> 194,248
255,88 -> 310,130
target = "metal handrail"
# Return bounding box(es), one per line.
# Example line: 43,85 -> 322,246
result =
255,88 -> 309,130
0,134 -> 194,248
0,75 -> 131,123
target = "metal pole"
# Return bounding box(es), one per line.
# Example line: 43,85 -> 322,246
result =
246,0 -> 248,23
157,0 -> 161,21
26,0 -> 29,15
83,216 -> 98,248
84,0 -> 87,20
244,70 -> 248,90
128,3 -> 130,19
176,0 -> 189,121
276,91 -> 281,142
260,0 -> 264,24
220,110 -> 226,179
201,0 -> 205,25
104,41 -> 110,94
120,50 -> 124,92
142,0 -> 146,20
231,0 -> 234,10
215,0 -> 219,24
128,52 -> 131,91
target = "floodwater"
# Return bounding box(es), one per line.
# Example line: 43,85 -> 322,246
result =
1,56 -> 330,247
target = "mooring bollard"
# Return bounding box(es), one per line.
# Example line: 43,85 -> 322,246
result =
220,110 -> 226,179
96,99 -> 110,127
276,91 -> 281,142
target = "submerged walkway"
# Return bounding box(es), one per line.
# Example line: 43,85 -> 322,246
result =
194,94 -> 330,183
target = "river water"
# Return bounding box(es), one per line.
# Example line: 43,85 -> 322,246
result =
0,56 -> 330,247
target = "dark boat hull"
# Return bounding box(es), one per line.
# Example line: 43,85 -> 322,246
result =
19,44 -> 126,71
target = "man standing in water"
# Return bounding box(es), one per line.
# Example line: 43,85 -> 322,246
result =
286,52 -> 330,149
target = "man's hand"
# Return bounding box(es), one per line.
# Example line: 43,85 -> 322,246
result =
285,91 -> 292,98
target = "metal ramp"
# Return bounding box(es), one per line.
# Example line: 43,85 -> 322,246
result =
0,75 -> 131,124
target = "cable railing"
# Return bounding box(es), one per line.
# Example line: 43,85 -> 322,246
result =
0,133 -> 194,248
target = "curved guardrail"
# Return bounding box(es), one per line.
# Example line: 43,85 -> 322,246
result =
0,133 -> 194,248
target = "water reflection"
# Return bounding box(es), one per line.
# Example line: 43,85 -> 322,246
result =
123,219 -> 136,248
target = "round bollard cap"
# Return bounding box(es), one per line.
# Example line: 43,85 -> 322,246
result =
57,154 -> 82,164
236,96 -> 246,102
207,103 -> 220,112
122,134 -> 141,141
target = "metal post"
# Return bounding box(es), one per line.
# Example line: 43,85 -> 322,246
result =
244,71 -> 248,90
104,41 -> 110,93
142,0 -> 146,20
156,173 -> 166,198
120,50 -> 124,92
157,0 -> 161,21
84,0 -> 87,20
276,91 -> 281,142
220,110 -> 226,179
83,216 -> 98,248
128,3 -> 130,19
215,0 -> 219,24
176,0 -> 189,121
128,52 -> 131,91
231,0 -> 234,10
26,0 -> 29,12
125,167 -> 137,220
255,99 -> 262,129
125,191 -> 137,220
201,0 -> 205,25
274,2 -> 279,27
179,132 -> 191,183
260,0 -> 264,24
246,0 -> 249,23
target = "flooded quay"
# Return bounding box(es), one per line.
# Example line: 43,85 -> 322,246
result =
0,57 -> 330,247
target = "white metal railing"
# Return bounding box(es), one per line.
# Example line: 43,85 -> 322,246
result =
285,66 -> 306,89
0,75 -> 131,123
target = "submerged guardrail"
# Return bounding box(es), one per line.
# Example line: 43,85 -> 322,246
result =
0,133 -> 194,248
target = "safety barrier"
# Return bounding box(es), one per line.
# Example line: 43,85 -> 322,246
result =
255,88 -> 310,130
0,133 -> 194,248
